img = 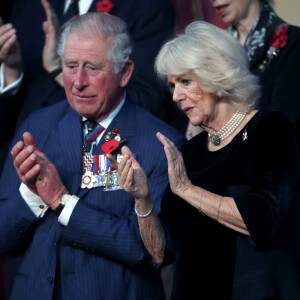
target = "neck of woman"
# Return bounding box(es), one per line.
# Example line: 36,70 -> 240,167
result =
202,102 -> 237,135
235,1 -> 261,45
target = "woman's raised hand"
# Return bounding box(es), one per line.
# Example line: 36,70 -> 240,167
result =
107,146 -> 149,200
156,132 -> 192,197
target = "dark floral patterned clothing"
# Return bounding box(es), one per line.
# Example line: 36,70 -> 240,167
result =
228,4 -> 300,142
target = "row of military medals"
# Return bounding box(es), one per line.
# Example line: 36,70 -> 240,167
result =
81,127 -> 124,190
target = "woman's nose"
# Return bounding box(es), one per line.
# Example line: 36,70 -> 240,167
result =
172,85 -> 184,102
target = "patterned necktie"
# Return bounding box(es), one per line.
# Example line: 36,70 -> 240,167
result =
83,120 -> 103,154
61,0 -> 79,26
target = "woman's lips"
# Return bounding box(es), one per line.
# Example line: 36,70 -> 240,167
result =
183,107 -> 194,115
215,4 -> 229,17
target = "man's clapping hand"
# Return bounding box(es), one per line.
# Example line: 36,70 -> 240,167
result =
11,132 -> 68,210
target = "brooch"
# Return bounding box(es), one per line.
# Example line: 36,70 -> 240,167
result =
102,128 -> 126,155
242,129 -> 248,141
259,24 -> 288,70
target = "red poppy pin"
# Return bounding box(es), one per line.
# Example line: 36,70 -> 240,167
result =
270,24 -> 288,49
96,0 -> 114,13
102,139 -> 120,154
102,129 -> 126,155
259,24 -> 288,70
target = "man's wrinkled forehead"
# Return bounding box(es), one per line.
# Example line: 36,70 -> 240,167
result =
63,31 -> 112,61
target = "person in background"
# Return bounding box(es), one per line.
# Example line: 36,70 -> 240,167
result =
108,21 -> 300,300
187,0 -> 300,140
0,12 -> 185,300
211,0 -> 300,136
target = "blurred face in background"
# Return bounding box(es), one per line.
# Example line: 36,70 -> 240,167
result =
210,0 -> 259,26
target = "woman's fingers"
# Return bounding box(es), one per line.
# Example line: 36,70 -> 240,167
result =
119,159 -> 132,185
123,166 -> 134,190
107,151 -> 133,189
106,153 -> 118,170
157,132 -> 180,165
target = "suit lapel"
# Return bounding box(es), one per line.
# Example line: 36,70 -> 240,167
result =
58,106 -> 83,195
95,100 -> 136,154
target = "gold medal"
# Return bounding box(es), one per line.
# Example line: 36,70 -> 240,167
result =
103,173 -> 112,187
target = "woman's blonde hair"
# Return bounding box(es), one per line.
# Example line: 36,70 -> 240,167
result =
155,21 -> 260,112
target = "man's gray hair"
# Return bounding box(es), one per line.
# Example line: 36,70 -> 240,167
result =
155,21 -> 260,112
57,12 -> 132,74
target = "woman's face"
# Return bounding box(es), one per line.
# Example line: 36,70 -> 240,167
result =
168,74 -> 219,127
210,0 -> 258,25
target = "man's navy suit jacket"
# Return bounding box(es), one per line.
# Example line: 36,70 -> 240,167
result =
0,99 -> 185,300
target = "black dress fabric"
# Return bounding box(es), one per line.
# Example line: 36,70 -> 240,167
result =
161,110 -> 300,300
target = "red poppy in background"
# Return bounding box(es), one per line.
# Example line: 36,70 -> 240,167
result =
96,0 -> 114,13
270,24 -> 288,49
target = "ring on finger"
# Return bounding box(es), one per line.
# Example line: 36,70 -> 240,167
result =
36,174 -> 43,182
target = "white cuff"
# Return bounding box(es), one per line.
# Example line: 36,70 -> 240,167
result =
0,63 -> 24,95
19,183 -> 49,218
58,195 -> 80,226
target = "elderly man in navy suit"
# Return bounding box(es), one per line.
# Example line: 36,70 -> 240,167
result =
0,13 -> 185,300
0,0 -> 179,173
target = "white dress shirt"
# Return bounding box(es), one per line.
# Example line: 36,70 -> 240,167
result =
0,63 -> 23,95
64,0 -> 93,14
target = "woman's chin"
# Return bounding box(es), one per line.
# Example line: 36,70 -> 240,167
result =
189,119 -> 201,127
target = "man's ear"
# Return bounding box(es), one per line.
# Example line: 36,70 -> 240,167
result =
120,60 -> 134,87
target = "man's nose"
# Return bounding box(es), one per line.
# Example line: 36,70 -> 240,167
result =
74,68 -> 88,89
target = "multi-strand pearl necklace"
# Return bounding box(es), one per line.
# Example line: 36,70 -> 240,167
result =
208,111 -> 246,146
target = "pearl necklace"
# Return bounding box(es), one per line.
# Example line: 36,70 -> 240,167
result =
208,111 -> 246,146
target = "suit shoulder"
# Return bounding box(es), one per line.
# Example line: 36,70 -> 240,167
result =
17,100 -> 70,136
25,100 -> 69,123
283,24 -> 300,52
288,25 -> 300,40
253,109 -> 292,129
129,102 -> 186,149
134,103 -> 183,134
